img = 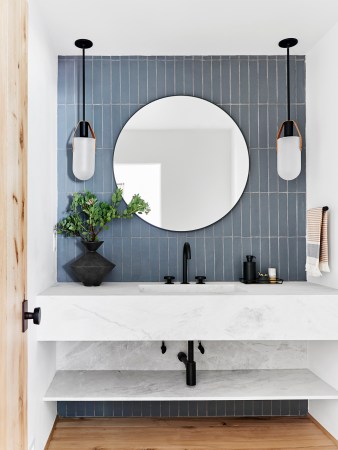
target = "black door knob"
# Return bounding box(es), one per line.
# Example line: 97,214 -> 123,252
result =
25,307 -> 41,325
22,300 -> 41,332
195,276 -> 206,284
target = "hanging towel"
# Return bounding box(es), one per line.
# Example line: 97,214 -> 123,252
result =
306,207 -> 330,277
319,209 -> 330,272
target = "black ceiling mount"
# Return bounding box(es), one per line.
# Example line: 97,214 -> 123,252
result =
75,39 -> 93,49
279,38 -> 298,49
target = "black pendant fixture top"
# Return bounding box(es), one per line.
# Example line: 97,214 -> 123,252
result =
278,38 -> 298,137
75,39 -> 93,138
278,37 -> 298,49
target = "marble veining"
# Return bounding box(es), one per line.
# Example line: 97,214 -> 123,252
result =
37,282 -> 338,341
56,341 -> 307,371
45,369 -> 338,401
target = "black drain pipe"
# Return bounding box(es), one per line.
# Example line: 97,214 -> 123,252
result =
178,341 -> 196,386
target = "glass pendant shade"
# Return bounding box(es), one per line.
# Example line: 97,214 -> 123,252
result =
72,121 -> 96,181
277,136 -> 301,180
277,120 -> 302,181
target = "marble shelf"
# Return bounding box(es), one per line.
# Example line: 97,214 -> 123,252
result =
44,369 -> 338,402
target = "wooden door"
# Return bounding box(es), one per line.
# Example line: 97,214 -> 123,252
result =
0,0 -> 28,449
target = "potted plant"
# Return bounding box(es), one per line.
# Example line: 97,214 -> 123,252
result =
56,188 -> 150,286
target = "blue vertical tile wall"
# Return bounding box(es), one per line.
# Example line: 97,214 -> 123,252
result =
57,400 -> 308,418
57,55 -> 306,282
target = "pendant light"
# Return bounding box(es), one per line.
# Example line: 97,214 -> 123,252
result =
72,39 -> 96,181
276,38 -> 302,181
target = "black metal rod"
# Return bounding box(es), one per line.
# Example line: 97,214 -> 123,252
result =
82,47 -> 85,122
287,47 -> 290,121
188,340 -> 194,362
75,39 -> 93,136
279,37 -> 298,136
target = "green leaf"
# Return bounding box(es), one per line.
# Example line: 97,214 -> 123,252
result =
56,188 -> 150,241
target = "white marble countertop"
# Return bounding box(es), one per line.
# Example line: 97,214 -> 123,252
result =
39,281 -> 338,297
44,369 -> 338,401
36,281 -> 338,341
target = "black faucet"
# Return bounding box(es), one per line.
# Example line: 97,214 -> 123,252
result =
182,242 -> 191,284
178,341 -> 196,386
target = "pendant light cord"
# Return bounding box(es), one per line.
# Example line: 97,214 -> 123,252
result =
82,47 -> 85,123
278,37 -> 298,137
75,38 -> 92,137
287,47 -> 290,121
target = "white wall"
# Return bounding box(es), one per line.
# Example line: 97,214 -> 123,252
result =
28,1 -> 58,449
308,341 -> 338,439
307,19 -> 338,439
307,21 -> 338,289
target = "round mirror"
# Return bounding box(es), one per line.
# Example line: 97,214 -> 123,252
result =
113,96 -> 249,232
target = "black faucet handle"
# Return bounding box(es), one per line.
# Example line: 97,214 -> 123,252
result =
195,276 -> 206,284
164,276 -> 175,284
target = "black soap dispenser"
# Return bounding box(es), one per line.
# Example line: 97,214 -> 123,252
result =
243,255 -> 256,283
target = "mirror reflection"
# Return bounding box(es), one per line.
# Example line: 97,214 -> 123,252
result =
113,96 -> 249,231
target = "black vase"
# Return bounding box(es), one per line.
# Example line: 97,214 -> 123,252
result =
70,241 -> 115,286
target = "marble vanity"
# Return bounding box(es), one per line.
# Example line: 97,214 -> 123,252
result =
37,281 -> 338,341
38,281 -> 338,405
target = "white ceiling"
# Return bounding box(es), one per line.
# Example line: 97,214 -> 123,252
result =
34,0 -> 338,55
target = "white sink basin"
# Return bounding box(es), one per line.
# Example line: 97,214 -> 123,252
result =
138,283 -> 240,295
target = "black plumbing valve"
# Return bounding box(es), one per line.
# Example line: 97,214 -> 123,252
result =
195,276 -> 206,284
164,276 -> 175,284
161,341 -> 167,354
198,341 -> 205,354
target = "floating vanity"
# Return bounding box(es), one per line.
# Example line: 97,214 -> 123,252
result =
37,281 -> 338,341
38,281 -> 338,404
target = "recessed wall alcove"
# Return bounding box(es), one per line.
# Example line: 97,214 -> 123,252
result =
57,55 -> 306,283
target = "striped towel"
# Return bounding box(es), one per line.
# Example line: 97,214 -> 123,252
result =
306,207 -> 330,277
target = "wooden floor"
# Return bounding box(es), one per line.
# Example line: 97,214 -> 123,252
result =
46,417 -> 338,450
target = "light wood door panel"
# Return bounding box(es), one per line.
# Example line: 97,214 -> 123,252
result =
0,0 -> 28,448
